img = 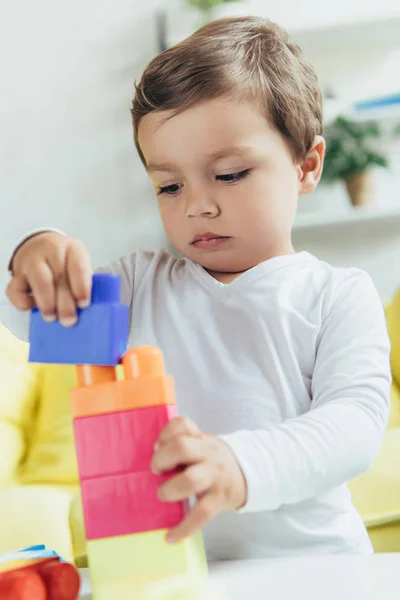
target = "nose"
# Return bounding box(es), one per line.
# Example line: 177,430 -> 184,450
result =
185,185 -> 220,218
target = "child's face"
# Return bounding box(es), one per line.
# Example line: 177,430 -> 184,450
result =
138,97 -> 323,279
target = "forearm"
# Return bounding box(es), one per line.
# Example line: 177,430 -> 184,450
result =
221,391 -> 390,513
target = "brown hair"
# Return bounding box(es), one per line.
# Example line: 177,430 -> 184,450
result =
131,16 -> 323,165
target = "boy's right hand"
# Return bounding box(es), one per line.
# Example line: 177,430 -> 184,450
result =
6,232 -> 93,327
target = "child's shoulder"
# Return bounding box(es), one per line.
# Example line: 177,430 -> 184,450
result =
303,253 -> 381,320
307,253 -> 374,291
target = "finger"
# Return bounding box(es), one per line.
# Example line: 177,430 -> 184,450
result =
6,276 -> 35,311
156,416 -> 201,448
56,276 -> 78,327
166,494 -> 219,544
151,434 -> 205,475
158,463 -> 213,503
66,242 -> 92,308
28,263 -> 58,321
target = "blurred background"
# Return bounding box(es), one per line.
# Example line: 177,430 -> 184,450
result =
1,0 -> 400,299
1,0 -> 400,563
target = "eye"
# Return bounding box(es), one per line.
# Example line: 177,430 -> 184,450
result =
157,183 -> 182,196
216,169 -> 251,183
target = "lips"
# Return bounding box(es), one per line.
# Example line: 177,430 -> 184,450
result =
191,232 -> 231,249
191,232 -> 227,243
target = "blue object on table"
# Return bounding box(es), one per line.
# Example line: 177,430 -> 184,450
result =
29,273 -> 129,366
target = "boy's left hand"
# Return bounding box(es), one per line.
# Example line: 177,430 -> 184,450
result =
151,416 -> 247,543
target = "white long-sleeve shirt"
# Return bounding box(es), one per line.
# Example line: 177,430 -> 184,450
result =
0,249 -> 391,559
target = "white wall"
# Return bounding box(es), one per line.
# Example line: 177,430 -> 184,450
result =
1,0 -> 400,302
0,0 -> 167,293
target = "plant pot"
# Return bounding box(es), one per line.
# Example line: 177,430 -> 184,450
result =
344,170 -> 374,207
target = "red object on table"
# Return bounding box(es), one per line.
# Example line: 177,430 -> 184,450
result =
0,570 -> 46,600
0,557 -> 80,600
36,559 -> 81,600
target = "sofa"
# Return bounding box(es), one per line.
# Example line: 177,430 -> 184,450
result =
0,324 -> 83,563
348,288 -> 400,551
0,288 -> 399,563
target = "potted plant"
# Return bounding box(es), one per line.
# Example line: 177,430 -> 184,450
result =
321,115 -> 389,207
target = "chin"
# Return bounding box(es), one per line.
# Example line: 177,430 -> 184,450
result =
197,255 -> 252,274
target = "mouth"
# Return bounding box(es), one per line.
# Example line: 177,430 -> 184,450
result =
191,232 -> 231,249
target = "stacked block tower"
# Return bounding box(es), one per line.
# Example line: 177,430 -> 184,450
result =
29,274 -> 208,600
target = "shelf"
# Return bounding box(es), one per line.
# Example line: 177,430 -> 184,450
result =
351,103 -> 400,125
293,205 -> 400,232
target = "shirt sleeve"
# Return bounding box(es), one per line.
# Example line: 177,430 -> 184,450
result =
220,270 -> 392,513
0,230 -> 138,343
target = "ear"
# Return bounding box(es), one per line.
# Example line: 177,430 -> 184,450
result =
297,136 -> 325,195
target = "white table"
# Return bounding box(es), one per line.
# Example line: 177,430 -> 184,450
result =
79,553 -> 400,599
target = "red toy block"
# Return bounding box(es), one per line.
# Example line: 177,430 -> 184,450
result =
81,471 -> 187,540
71,347 -> 176,418
74,404 -> 177,480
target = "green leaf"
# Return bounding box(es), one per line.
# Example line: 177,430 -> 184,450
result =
321,114 -> 388,182
187,0 -> 243,10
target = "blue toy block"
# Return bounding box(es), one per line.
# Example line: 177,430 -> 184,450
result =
29,273 -> 129,366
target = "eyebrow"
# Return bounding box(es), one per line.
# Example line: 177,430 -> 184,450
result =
145,146 -> 252,174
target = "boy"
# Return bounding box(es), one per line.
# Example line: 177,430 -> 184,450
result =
1,16 -> 391,559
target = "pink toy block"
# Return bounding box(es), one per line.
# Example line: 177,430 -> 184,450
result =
81,471 -> 187,540
73,404 -> 177,480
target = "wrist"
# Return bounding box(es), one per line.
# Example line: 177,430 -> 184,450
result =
219,438 -> 248,510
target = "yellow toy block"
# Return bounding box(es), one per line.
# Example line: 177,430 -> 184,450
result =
87,529 -> 207,596
91,573 -> 222,600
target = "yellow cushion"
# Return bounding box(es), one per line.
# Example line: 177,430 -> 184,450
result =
70,492 -> 87,567
0,325 -> 40,487
368,522 -> 400,553
388,384 -> 400,430
349,428 -> 400,527
18,364 -> 79,485
0,483 -> 78,560
386,288 -> 400,389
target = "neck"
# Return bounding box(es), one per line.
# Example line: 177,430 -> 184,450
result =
207,243 -> 296,284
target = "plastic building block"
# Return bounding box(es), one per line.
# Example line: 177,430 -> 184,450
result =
67,344 -> 208,594
74,404 -> 177,479
0,557 -> 80,600
29,274 -> 129,365
88,574 -> 219,600
81,471 -> 187,539
87,529 -> 207,591
70,346 -> 175,418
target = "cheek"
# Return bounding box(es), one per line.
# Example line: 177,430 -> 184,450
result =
242,172 -> 296,226
157,201 -> 180,238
